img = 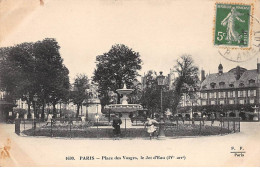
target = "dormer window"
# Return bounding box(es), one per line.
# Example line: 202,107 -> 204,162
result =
249,79 -> 255,86
202,85 -> 207,90
229,84 -> 234,88
239,83 -> 244,87
219,82 -> 225,88
210,82 -> 216,89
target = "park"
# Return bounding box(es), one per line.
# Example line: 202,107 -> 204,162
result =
0,40 -> 257,140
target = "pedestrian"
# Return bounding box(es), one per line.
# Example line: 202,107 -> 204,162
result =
46,114 -> 53,126
211,113 -> 215,126
165,108 -> 172,120
112,114 -> 122,137
145,117 -> 159,140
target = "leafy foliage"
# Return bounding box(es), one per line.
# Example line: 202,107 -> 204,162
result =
93,44 -> 142,106
70,74 -> 89,117
172,55 -> 199,113
0,38 -> 70,118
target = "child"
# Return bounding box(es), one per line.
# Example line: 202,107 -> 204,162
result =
145,118 -> 159,140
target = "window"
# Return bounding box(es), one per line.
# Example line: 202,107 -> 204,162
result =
239,99 -> 245,104
201,93 -> 207,99
202,85 -> 207,89
238,91 -> 246,97
219,91 -> 225,98
229,84 -> 234,87
248,90 -> 256,97
228,91 -> 235,98
196,99 -> 201,106
219,82 -> 225,88
210,82 -> 216,89
202,100 -> 207,105
219,100 -> 225,104
239,83 -> 245,87
250,99 -> 255,104
249,79 -> 255,85
229,100 -> 234,104
210,100 -> 216,105
210,92 -> 216,98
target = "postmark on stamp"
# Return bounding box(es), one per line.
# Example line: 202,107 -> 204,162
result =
214,3 -> 252,48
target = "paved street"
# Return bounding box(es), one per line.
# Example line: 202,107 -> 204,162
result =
0,122 -> 260,167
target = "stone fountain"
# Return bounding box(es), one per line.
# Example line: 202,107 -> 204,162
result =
105,84 -> 143,118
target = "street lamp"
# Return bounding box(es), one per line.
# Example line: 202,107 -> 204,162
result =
157,71 -> 166,138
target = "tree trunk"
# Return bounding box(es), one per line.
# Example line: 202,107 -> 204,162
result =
41,102 -> 45,121
27,101 -> 31,118
52,103 -> 56,117
76,104 -> 80,118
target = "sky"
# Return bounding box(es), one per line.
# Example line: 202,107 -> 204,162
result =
1,0 -> 260,82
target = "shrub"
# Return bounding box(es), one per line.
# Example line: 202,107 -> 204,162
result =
13,108 -> 27,118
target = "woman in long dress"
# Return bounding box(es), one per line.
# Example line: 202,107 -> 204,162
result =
145,118 -> 159,140
221,7 -> 245,43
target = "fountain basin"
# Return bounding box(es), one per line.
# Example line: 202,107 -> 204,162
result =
106,104 -> 143,113
116,88 -> 134,94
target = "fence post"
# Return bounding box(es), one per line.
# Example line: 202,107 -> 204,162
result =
125,118 -> 126,135
15,118 -> 21,135
33,119 -> 36,136
199,119 -> 201,135
96,118 -> 98,138
70,120 -> 72,139
228,119 -> 229,131
233,119 -> 235,133
220,118 -> 222,135
239,118 -> 240,132
51,119 -> 53,137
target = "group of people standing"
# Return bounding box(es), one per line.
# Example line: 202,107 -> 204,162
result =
112,114 -> 159,139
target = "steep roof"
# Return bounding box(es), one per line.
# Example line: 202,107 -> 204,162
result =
200,68 -> 258,90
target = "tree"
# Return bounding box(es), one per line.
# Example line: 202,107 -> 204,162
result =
0,43 -> 36,117
128,78 -> 142,104
172,55 -> 199,114
93,44 -> 142,106
70,74 -> 89,118
139,70 -> 160,117
0,38 -> 70,119
33,38 -> 70,117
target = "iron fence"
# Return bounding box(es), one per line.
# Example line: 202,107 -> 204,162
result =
16,117 -> 241,138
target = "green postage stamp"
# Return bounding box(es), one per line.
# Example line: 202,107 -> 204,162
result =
214,3 -> 252,48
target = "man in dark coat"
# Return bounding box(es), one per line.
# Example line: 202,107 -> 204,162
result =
112,115 -> 122,136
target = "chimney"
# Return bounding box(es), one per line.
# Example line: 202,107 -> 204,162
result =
201,69 -> 205,82
257,61 -> 260,74
218,64 -> 223,74
236,66 -> 241,80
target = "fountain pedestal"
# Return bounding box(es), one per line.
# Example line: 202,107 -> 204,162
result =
105,84 -> 143,118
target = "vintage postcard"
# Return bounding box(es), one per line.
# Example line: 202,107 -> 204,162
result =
0,0 -> 260,167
